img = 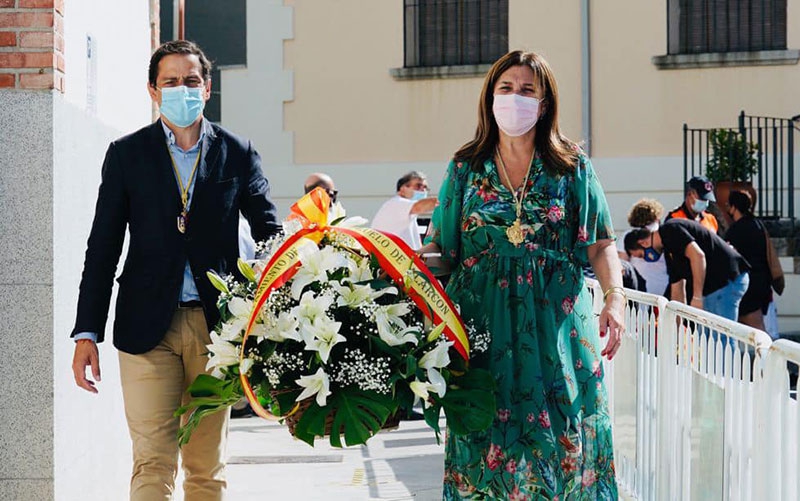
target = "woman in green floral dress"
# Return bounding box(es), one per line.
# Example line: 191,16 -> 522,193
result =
423,51 -> 625,500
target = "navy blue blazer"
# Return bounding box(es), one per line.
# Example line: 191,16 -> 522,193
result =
71,120 -> 281,354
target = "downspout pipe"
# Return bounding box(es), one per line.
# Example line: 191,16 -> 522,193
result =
581,0 -> 591,156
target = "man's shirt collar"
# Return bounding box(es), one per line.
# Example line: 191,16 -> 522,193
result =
160,118 -> 209,151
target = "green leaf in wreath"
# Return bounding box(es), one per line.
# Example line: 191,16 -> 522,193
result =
424,403 -> 443,442
175,374 -> 244,445
439,368 -> 496,435
185,374 -> 235,398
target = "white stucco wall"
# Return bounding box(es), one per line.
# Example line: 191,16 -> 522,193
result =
53,3 -> 152,499
62,0 -> 151,131
53,97 -> 132,500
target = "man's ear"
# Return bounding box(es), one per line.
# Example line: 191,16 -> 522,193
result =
204,80 -> 212,100
146,82 -> 158,103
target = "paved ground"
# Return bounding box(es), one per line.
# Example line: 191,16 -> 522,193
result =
174,415 -> 638,500
176,414 -> 447,500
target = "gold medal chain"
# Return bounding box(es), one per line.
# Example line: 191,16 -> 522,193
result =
495,146 -> 535,245
167,147 -> 201,233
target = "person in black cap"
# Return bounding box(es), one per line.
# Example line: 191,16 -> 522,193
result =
665,175 -> 719,235
664,175 -> 720,301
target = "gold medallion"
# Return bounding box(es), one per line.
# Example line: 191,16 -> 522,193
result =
506,218 -> 525,246
177,212 -> 187,234
167,146 -> 201,236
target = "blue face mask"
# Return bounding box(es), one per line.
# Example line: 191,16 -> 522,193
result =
643,247 -> 662,262
159,86 -> 205,128
410,190 -> 428,201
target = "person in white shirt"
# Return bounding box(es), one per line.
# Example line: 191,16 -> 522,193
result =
371,171 -> 438,249
617,198 -> 670,295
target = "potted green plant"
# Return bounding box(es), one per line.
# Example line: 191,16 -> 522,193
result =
705,128 -> 759,219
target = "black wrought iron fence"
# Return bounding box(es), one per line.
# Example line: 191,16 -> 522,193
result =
683,111 -> 796,219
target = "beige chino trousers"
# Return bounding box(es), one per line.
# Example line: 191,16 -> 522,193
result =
119,307 -> 229,501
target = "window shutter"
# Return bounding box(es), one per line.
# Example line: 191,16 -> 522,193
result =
674,0 -> 786,54
404,0 -> 508,68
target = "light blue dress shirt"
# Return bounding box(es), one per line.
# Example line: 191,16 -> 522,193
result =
164,120 -> 204,303
74,120 -> 206,343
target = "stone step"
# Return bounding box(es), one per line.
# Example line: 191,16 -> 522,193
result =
780,256 -> 800,274
772,237 -> 797,258
763,218 -> 799,258
775,274 -> 800,333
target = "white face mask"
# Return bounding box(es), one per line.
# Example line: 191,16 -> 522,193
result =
492,94 -> 541,137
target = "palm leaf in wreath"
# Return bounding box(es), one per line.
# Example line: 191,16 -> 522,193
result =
439,368 -> 496,436
293,390 -> 398,447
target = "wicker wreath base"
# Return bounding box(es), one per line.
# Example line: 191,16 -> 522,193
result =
278,395 -> 401,438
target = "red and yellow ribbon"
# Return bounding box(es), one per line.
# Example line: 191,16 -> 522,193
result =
239,187 -> 469,420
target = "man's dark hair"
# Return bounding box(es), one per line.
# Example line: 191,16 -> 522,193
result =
148,40 -> 212,87
396,171 -> 426,192
624,228 -> 652,255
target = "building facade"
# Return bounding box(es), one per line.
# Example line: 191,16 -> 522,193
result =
1,1 -> 798,499
219,0 -> 800,329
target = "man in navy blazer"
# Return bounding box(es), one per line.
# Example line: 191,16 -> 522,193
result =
70,40 -> 281,500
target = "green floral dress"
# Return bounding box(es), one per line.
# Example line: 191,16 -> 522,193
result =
431,152 -> 617,500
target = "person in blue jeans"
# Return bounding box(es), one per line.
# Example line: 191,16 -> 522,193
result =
625,218 -> 750,322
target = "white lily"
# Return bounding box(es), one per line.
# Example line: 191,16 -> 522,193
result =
409,370 -> 447,408
374,303 -> 411,333
426,368 -> 447,398
220,316 -> 247,341
409,379 -> 436,408
219,296 -> 255,341
328,201 -> 347,223
418,340 -> 453,370
247,322 -> 268,340
205,331 -> 240,374
291,290 -> 334,325
335,215 -> 369,228
301,316 -> 346,363
290,243 -> 350,299
333,282 -> 374,308
239,357 -> 254,376
377,323 -> 419,347
275,311 -> 302,342
347,258 -> 377,284
295,367 -> 332,407
227,296 -> 253,318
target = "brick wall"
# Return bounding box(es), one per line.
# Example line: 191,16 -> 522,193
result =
0,0 -> 64,91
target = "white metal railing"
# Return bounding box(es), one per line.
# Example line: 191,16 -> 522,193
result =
758,339 -> 800,500
586,279 -> 795,500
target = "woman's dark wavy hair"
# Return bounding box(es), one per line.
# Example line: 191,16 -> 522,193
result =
454,50 -> 579,175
